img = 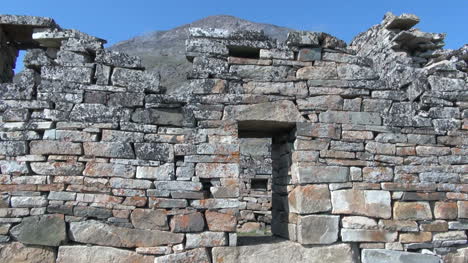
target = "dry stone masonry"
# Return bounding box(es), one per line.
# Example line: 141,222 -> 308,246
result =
0,12 -> 467,262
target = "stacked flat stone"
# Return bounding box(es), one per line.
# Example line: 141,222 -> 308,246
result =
238,138 -> 273,234
0,12 -> 467,263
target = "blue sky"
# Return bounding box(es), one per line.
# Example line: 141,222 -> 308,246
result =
3,0 -> 467,71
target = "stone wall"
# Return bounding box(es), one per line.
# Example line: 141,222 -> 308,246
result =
0,13 -> 467,263
0,26 -> 18,83
238,137 -> 273,235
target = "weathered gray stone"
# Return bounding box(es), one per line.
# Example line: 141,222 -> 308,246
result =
342,216 -> 378,229
383,13 -> 420,30
224,100 -> 305,123
108,92 -> 145,107
69,220 -> 183,248
428,76 -> 465,92
297,215 -> 339,244
56,50 -> 91,64
393,201 -> 432,220
212,241 -> 356,263
74,206 -> 112,219
42,66 -> 94,84
131,209 -> 168,230
320,111 -> 381,125
243,81 -> 308,97
186,232 -> 227,249
194,56 -> 228,74
0,160 -> 28,175
134,143 -> 174,161
229,65 -> 290,81
205,211 -> 237,232
10,214 -> 66,246
154,248 -> 210,263
48,191 -> 76,201
69,104 -> 130,123
260,49 -> 293,59
196,163 -> 239,178
297,65 -> 337,79
171,212 -> 205,233
30,140 -> 82,155
288,184 -> 331,214
365,142 -> 396,155
337,64 -> 378,80
111,67 -> 160,92
298,48 -> 322,61
31,161 -> 84,176
10,196 -> 48,208
109,178 -> 152,189
136,164 -> 174,180
361,249 -> 440,263
154,181 -> 202,191
292,164 -> 349,183
330,141 -> 364,151
191,199 -> 240,209
56,245 -> 154,263
341,229 -> 397,242
331,189 -> 391,218
83,142 -> 134,158
442,247 -> 468,263
187,38 -> 229,57
0,242 -> 56,263
0,141 -> 27,156
420,172 -> 459,183
96,50 -> 142,68
83,162 -> 135,178
149,198 -> 188,208
101,130 -> 144,142
297,95 -> 343,111
286,31 -> 321,46
362,167 -> 394,182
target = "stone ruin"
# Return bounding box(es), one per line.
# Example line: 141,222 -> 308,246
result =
0,12 -> 467,263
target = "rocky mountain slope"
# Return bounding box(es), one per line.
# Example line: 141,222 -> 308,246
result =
109,15 -> 294,93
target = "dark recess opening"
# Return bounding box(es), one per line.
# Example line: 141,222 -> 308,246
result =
251,179 -> 268,191
237,120 -> 296,245
228,46 -> 260,59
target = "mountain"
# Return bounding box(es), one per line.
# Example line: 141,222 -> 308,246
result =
109,15 -> 294,93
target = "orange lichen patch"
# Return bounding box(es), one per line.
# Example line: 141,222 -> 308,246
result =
205,211 -> 236,232
400,232 -> 432,243
435,202 -> 458,219
123,196 -> 147,207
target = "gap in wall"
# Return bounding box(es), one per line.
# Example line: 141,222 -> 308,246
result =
237,121 -> 295,245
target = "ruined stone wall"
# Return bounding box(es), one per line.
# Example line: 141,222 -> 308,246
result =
238,137 -> 273,234
0,26 -> 18,83
0,13 -> 467,263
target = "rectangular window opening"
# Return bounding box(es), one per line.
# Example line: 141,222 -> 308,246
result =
251,179 -> 268,191
237,122 -> 296,245
228,46 -> 260,59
